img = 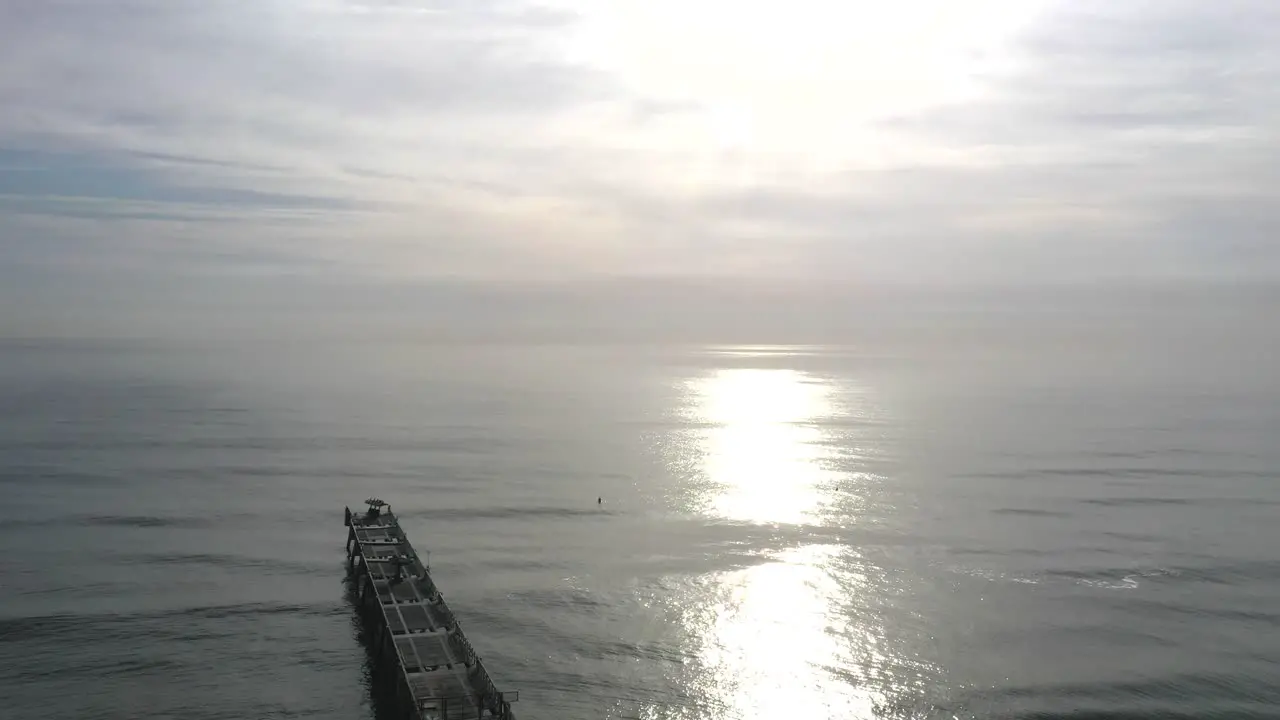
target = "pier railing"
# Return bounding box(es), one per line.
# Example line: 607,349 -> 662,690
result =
470,657 -> 516,720
433,595 -> 458,630
440,613 -> 515,719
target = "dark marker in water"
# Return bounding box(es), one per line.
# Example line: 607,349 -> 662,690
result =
598,497 -> 602,504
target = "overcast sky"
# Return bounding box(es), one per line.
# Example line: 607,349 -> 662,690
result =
1,0 -> 1277,338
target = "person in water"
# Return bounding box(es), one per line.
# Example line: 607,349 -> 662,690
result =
597,497 -> 602,505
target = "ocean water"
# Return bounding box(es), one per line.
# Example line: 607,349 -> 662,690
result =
1,337 -> 1278,719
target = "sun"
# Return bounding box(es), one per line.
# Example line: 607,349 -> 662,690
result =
551,0 -> 1056,162
707,105 -> 755,151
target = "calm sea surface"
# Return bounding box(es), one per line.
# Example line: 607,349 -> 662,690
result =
1,338 -> 1278,719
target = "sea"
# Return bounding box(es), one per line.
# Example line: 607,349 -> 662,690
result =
1,331 -> 1278,719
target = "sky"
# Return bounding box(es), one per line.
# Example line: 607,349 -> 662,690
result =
1,0 -> 1278,339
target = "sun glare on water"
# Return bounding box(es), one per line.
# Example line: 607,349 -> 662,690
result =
634,353 -> 902,719
687,367 -> 839,525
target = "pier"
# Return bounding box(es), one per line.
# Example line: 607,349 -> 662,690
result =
345,498 -> 517,720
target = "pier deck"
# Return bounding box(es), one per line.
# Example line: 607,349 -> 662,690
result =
346,500 -> 515,720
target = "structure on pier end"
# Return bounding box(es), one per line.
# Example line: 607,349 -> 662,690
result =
345,498 -> 517,720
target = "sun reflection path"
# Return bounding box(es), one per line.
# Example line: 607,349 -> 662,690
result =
683,367 -> 843,525
644,361 -> 897,720
702,544 -> 880,719
634,544 -> 887,720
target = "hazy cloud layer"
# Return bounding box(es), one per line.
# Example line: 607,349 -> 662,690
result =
2,0 -> 1278,336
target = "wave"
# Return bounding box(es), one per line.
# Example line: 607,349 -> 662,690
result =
0,601 -> 345,642
79,514 -> 216,529
400,506 -> 621,521
986,672 -> 1280,705
1117,597 -> 1280,627
991,507 -> 1073,518
4,436 -> 519,453
0,509 -> 323,531
957,560 -> 1280,592
959,468 -> 1276,480
948,565 -> 1181,591
110,551 -> 329,575
1079,497 -> 1195,507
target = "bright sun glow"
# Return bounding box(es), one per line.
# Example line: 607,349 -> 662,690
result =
687,544 -> 880,719
642,352 -> 899,720
684,367 -> 840,524
553,0 -> 1055,171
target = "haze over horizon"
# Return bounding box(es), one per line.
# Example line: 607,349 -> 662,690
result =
5,7 -> 1280,719
3,0 -> 1278,339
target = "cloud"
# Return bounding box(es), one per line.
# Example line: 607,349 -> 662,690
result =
693,0 -> 1280,284
0,0 -> 598,176
1,0 -> 1279,339
0,149 -> 371,212
0,0 -> 617,280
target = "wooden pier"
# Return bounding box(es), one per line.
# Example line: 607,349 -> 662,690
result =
345,499 -> 517,720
